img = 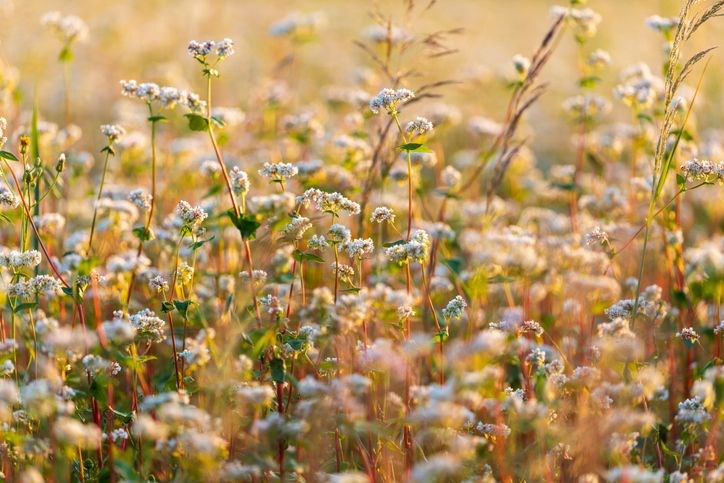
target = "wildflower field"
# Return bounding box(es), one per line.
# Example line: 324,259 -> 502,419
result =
0,0 -> 722,481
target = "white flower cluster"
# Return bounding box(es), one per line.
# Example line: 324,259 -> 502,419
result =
676,327 -> 699,344
120,80 -> 206,113
370,206 -> 395,224
0,184 -> 19,208
258,162 -> 299,181
341,238 -> 374,259
0,249 -> 42,269
369,87 -> 415,115
328,224 -> 351,244
297,188 -> 360,216
645,15 -> 680,33
230,167 -> 250,195
442,295 -> 467,320
405,116 -> 434,136
149,275 -> 169,293
281,216 -> 312,240
187,38 -> 235,60
551,6 -> 602,38
41,11 -> 88,43
175,200 -> 208,228
100,124 -> 125,142
7,275 -> 63,299
384,230 -> 431,265
127,188 -> 152,211
129,308 -> 166,343
679,158 -> 724,184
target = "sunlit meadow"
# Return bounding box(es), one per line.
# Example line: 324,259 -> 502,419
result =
0,0 -> 722,481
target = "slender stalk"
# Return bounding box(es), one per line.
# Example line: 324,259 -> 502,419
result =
86,147 -> 113,255
204,75 -> 262,325
126,104 -> 159,307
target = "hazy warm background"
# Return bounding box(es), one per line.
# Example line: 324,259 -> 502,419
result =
0,0 -> 722,162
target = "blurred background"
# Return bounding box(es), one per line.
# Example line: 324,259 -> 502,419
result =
0,0 -> 722,163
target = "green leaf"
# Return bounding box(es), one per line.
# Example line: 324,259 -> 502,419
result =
676,173 -> 686,189
0,150 -> 18,161
132,226 -> 155,242
147,115 -> 168,123
399,142 -> 425,152
270,358 -> 286,383
341,287 -> 362,294
578,76 -> 601,88
185,113 -> 210,132
434,327 -> 449,343
227,209 -> 261,240
13,302 -> 38,313
100,145 -> 116,156
671,128 -> 694,142
442,258 -> 463,275
160,301 -> 175,313
173,299 -> 195,319
59,46 -> 73,63
292,249 -> 324,263
191,235 -> 216,251
210,115 -> 226,127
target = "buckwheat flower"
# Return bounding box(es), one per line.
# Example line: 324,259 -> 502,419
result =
109,428 -> 129,443
675,397 -> 710,425
442,295 -> 467,320
0,117 -> 7,147
587,49 -> 612,68
475,422 -> 512,438
370,206 -> 395,224
188,40 -> 215,58
308,234 -> 329,250
259,162 -> 298,181
239,269 -> 268,286
398,305 -> 415,319
33,213 -> 65,235
149,275 -> 169,293
645,15 -> 680,34
562,93 -> 611,120
129,308 -> 166,343
230,167 -> 250,195
41,11 -> 88,43
676,327 -> 700,345
175,200 -> 208,227
100,124 -> 125,142
369,87 -> 415,115
512,54 -> 531,77
216,38 -> 234,57
53,417 -> 101,449
331,262 -> 355,283
128,188 -> 152,211
158,86 -> 181,108
0,249 -> 42,269
714,320 -> 724,335
584,226 -> 609,246
468,116 -> 503,137
182,91 -> 206,113
0,184 -> 19,208
520,320 -> 544,337
101,311 -> 136,344
441,166 -> 461,189
328,224 -> 351,244
341,238 -> 374,259
281,216 -> 312,240
679,158 -> 723,184
363,24 -> 412,44
405,116 -> 434,136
